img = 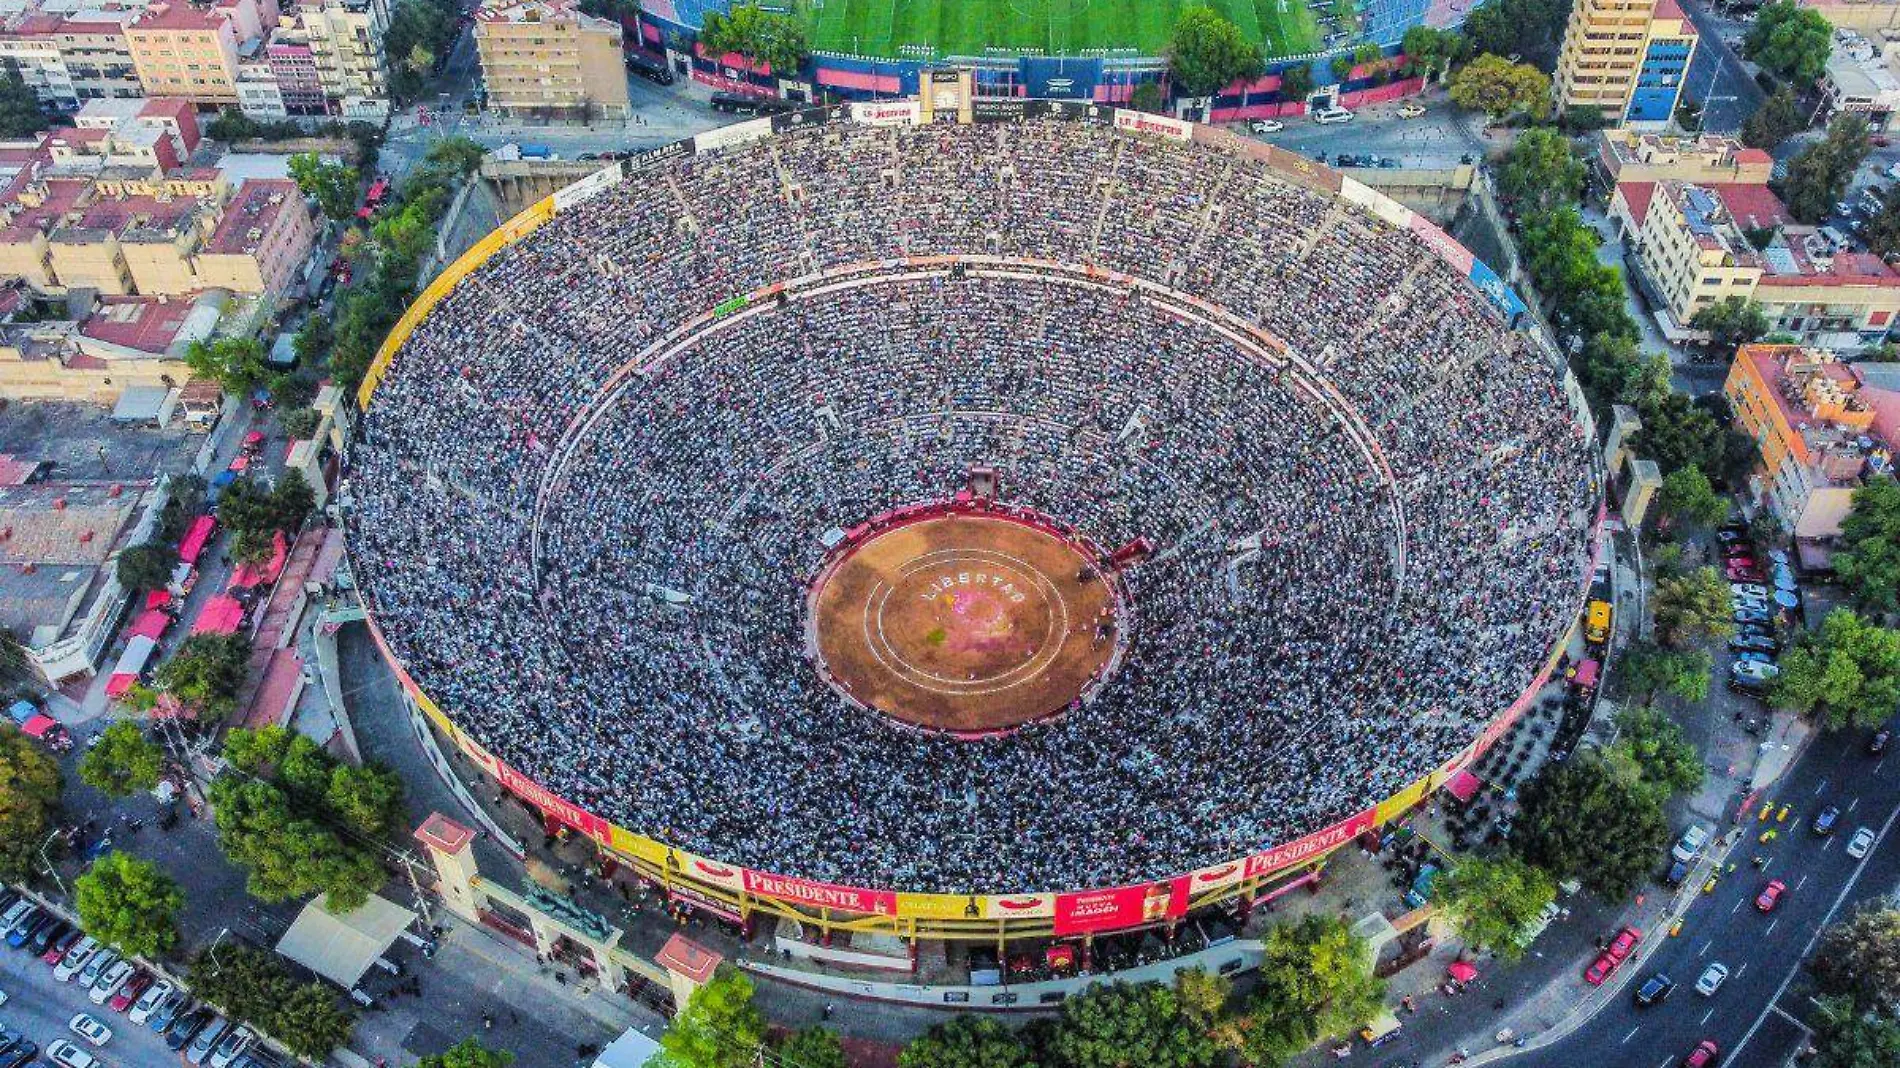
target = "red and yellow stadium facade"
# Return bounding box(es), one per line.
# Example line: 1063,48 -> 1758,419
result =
353,99 -> 1597,943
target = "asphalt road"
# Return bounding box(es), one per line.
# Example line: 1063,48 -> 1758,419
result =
1533,722 -> 1900,1068
0,934 -> 179,1068
1678,0 -> 1766,136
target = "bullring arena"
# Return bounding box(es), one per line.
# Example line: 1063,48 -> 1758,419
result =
346,98 -> 1603,943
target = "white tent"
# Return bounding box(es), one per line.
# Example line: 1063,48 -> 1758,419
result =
592,1027 -> 663,1068
274,893 -> 417,989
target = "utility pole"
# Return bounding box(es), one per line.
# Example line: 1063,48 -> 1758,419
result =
38,829 -> 67,899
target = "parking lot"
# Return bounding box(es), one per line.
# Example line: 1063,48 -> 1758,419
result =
0,920 -> 179,1068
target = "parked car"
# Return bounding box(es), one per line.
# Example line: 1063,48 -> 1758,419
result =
165,1010 -> 210,1051
1814,805 -> 1841,835
147,992 -> 188,1033
67,1013 -> 110,1047
1312,107 -> 1354,124
0,1041 -> 35,1068
44,1039 -> 97,1068
73,948 -> 116,991
54,937 -> 98,982
1756,879 -> 1787,912
1732,583 -> 1769,599
1728,634 -> 1778,654
1848,827 -> 1876,859
129,979 -> 175,1025
110,970 -> 152,1012
87,959 -> 133,1005
1664,858 -> 1691,887
209,1025 -> 256,1068
1871,728 -> 1891,755
1734,651 -> 1775,665
1586,925 -> 1642,984
1397,102 -> 1426,118
0,1025 -> 21,1054
1635,972 -> 1676,1006
1672,824 -> 1711,863
1734,608 -> 1772,626
1732,661 -> 1779,686
5,907 -> 46,947
42,926 -> 82,966
1695,962 -> 1729,996
1248,118 -> 1284,133
186,1016 -> 230,1065
1683,1040 -> 1719,1068
28,919 -> 69,955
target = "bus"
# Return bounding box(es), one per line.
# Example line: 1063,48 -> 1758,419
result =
1585,599 -> 1613,644
710,91 -> 795,116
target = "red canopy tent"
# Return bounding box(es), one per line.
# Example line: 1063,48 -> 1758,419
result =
1447,961 -> 1478,983
127,609 -> 170,641
143,589 -> 171,611
228,531 -> 289,590
1571,659 -> 1601,689
177,515 -> 217,564
1444,768 -> 1483,804
192,594 -> 245,635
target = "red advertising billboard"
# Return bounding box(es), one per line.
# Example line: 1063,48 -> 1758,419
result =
742,870 -> 898,916
1242,807 -> 1377,880
492,761 -> 611,844
1053,879 -> 1189,935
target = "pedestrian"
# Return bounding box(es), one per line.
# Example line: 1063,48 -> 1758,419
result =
822,1002 -> 834,1021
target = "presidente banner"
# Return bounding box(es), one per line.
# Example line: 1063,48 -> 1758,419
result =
743,870 -> 898,916
1053,878 -> 1189,935
1112,108 -> 1192,142
895,892 -> 1056,921
1242,807 -> 1378,879
492,761 -> 611,845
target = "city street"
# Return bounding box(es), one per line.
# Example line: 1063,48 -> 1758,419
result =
0,937 -> 179,1068
1679,0 -> 1765,135
1255,93 -> 1491,167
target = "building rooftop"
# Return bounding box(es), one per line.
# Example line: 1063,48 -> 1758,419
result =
203,177 -> 295,254
1740,344 -> 1895,486
77,293 -> 191,352
131,2 -> 226,30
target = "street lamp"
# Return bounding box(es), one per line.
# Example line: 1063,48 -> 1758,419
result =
39,828 -> 67,899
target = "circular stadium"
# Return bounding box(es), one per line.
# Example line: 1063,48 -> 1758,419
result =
346,102 -> 1600,935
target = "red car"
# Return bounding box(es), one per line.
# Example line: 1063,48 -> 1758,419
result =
1684,1039 -> 1720,1067
1756,880 -> 1786,913
109,970 -> 151,1013
40,927 -> 80,965
1726,566 -> 1763,582
1726,555 -> 1757,570
1584,926 -> 1643,984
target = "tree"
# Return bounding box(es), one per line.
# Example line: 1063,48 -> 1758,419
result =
116,542 -> 176,592
654,966 -> 768,1068
208,776 -> 387,909
0,726 -> 60,880
1863,183 -> 1900,259
274,982 -> 358,1059
281,408 -> 323,441
217,471 -> 315,563
74,850 -> 183,958
1690,295 -> 1770,349
292,313 -> 331,368
1838,478 -> 1900,615
1173,967 -> 1245,1054
185,337 -> 270,395
1461,0 -> 1569,68
78,720 -> 163,797
1244,915 -> 1384,1065
1047,981 -> 1216,1068
1655,465 -> 1730,531
1498,127 -> 1584,214
1741,88 -> 1804,150
1620,640 -> 1712,704
1744,0 -> 1834,85
155,633 -> 251,718
1433,855 -> 1557,960
899,1016 -> 1036,1068
1512,753 -> 1672,897
1653,565 -> 1735,648
189,944 -> 355,1059
1167,7 -> 1264,97
326,763 -> 406,837
288,152 -> 362,221
1448,53 -> 1552,121
1780,114 -> 1872,224
777,1028 -> 845,1068
1402,25 -> 1460,80
698,4 -> 808,74
1771,608 -> 1900,730
1129,82 -> 1165,113
1605,705 -> 1706,798
1812,907 -> 1900,1009
0,71 -> 47,138
417,1039 -> 516,1068
1278,62 -> 1314,103
1810,996 -> 1900,1068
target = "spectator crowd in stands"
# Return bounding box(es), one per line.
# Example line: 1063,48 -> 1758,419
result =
347,116 -> 1598,894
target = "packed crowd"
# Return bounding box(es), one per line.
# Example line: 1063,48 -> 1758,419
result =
347,117 -> 1598,893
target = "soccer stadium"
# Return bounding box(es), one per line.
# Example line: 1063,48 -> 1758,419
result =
346,100 -> 1602,943
802,0 -> 1337,62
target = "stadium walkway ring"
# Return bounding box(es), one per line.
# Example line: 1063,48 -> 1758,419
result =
804,500 -> 1130,738
351,103 -> 1603,943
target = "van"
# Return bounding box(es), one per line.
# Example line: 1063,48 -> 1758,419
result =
1584,599 -> 1613,644
1819,225 -> 1851,250
1672,823 -> 1710,863
625,49 -> 675,84
1312,107 -> 1354,124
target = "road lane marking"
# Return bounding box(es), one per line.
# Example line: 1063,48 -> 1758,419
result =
1796,875 -> 1808,891
1815,778 -> 1828,795
1698,940 -> 1711,958
1731,900 -> 1743,914
1767,918 -> 1779,935
1622,1027 -> 1640,1044
1849,797 -> 1860,813
1737,962 -> 1749,978
1702,1008 -> 1715,1025
1823,836 -> 1834,851
1877,759 -> 1885,775
1731,798 -> 1900,1062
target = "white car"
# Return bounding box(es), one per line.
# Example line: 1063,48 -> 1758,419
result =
1732,660 -> 1780,684
209,1025 -> 257,1068
1732,583 -> 1770,599
54,937 -> 98,982
1888,162 -> 1900,180
45,1039 -> 99,1068
87,959 -> 133,1005
129,978 -> 174,1025
1695,962 -> 1729,996
68,1013 -> 111,1047
1313,107 -> 1354,124
1397,102 -> 1426,118
73,947 -> 117,990
1848,826 -> 1876,859
1672,823 -> 1711,863
1249,118 -> 1284,133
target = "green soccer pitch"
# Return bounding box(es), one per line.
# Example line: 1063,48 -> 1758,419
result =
802,0 -> 1333,62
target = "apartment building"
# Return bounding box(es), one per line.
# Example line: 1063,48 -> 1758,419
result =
195,177 -> 312,293
55,11 -> 147,101
296,0 -> 388,115
473,0 -> 630,120
0,15 -> 79,110
126,0 -> 278,105
1822,29 -> 1900,129
1592,130 -> 1775,186
1555,0 -> 1699,127
1725,345 -> 1900,538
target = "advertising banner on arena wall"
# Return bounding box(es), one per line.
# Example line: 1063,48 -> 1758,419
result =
492,761 -> 612,844
1023,56 -> 1102,99
678,852 -> 746,892
1112,108 -> 1192,142
1376,776 -> 1433,826
770,106 -> 847,134
622,139 -> 691,176
605,825 -> 667,867
984,893 -> 1055,919
1408,215 -> 1475,276
971,98 -> 1031,123
551,164 -> 624,212
1468,258 -> 1527,319
849,100 -> 921,126
693,118 -> 775,154
1241,807 -> 1377,880
1266,146 -> 1341,195
1182,857 -> 1248,897
742,870 -> 899,916
1053,878 -> 1189,935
